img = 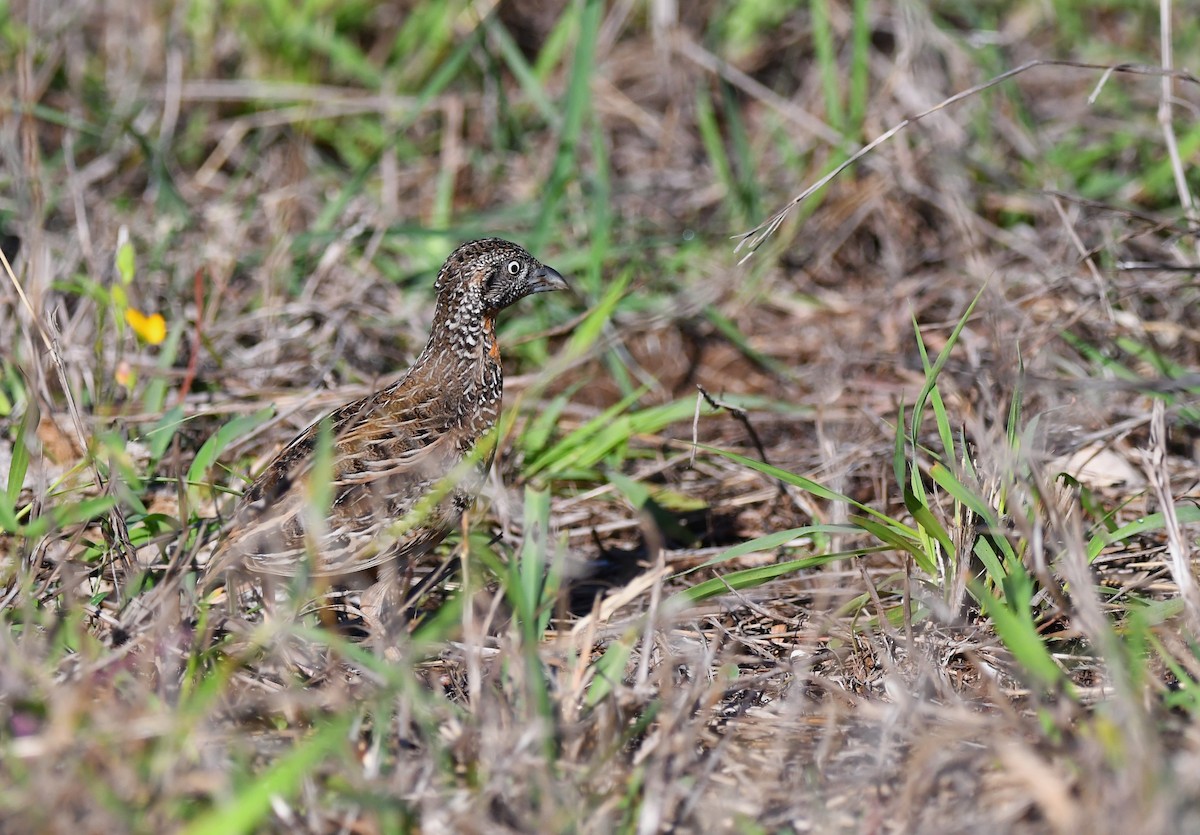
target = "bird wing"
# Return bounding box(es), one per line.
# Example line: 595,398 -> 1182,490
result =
206,389 -> 476,582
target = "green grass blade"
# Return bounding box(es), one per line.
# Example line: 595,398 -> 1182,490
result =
529,396 -> 700,479
313,26 -> 482,233
911,284 -> 985,443
585,118 -> 612,299
515,485 -> 554,635
525,386 -> 646,476
533,0 -> 601,247
910,316 -> 957,462
606,469 -> 698,545
6,403 -> 35,506
973,534 -> 1007,586
903,484 -> 954,555
892,403 -> 906,496
849,515 -> 926,564
532,1 -> 579,81
183,714 -> 352,835
971,574 -> 1070,695
143,317 -> 186,414
186,407 -> 275,503
928,462 -> 996,526
929,384 -> 954,465
301,418 -> 336,563
1059,330 -> 1140,382
520,391 -> 574,460
145,405 -> 186,465
484,16 -> 559,127
683,524 -> 861,574
695,86 -> 739,222
848,0 -> 871,134
586,634 -> 634,707
52,495 -> 118,528
810,0 -> 844,131
701,444 -> 919,534
563,267 -> 631,361
1087,503 -> 1200,561
672,550 -> 864,605
0,498 -> 18,533
720,80 -> 761,223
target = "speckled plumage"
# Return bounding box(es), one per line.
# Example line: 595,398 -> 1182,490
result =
203,239 -> 566,594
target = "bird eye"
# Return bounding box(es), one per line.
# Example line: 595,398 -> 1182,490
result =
506,260 -> 521,276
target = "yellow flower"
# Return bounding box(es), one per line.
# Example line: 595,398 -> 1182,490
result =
125,307 -> 166,345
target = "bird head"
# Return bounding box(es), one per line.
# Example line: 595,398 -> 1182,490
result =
435,238 -> 567,314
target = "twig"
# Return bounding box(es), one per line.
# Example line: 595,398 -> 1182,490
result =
693,384 -> 785,498
1156,0 -> 1200,261
1050,194 -> 1114,323
695,385 -> 773,468
734,59 -> 1200,260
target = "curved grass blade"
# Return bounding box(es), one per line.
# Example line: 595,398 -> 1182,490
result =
1087,503 -> 1200,561
671,548 -> 885,606
971,574 -> 1071,695
699,444 -> 920,535
680,523 -> 860,576
186,407 -> 275,504
183,714 -> 352,835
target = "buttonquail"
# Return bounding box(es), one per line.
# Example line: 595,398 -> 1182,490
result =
203,239 -> 567,619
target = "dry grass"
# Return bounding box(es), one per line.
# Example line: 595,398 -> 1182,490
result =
2,1 -> 1200,832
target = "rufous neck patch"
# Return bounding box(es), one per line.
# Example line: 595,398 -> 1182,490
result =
483,315 -> 501,360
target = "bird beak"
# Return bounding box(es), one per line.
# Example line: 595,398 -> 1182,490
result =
529,264 -> 568,294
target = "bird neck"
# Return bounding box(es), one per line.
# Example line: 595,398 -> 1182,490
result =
420,293 -> 500,371
407,297 -> 504,436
